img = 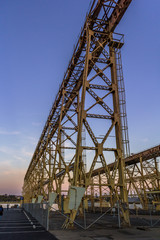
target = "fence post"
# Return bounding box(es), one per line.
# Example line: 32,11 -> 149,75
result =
83,200 -> 86,229
117,201 -> 121,228
46,203 -> 50,231
150,207 -> 152,227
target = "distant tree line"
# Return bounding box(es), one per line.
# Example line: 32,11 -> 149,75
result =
0,194 -> 20,202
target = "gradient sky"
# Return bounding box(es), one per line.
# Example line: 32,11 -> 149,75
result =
0,0 -> 160,195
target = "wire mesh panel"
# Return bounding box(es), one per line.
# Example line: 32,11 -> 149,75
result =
23,203 -> 49,230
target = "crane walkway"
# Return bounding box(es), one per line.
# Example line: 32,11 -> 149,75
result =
0,208 -> 57,240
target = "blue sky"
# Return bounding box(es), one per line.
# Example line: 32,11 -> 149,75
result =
0,0 -> 160,195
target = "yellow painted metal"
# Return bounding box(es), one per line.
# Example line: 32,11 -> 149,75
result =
84,198 -> 88,211
152,201 -> 160,211
22,0 -> 135,228
91,145 -> 160,210
63,197 -> 70,214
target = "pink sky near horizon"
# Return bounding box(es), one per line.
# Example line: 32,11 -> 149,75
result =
0,162 -> 25,195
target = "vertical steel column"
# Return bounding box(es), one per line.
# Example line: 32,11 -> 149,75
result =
109,34 -> 130,225
140,156 -> 148,209
54,88 -> 65,207
99,172 -> 102,210
68,23 -> 92,226
91,178 -> 94,211
73,24 -> 91,186
154,157 -> 160,191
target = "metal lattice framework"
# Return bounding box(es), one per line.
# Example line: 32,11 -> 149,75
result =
90,145 -> 160,210
23,0 -> 132,227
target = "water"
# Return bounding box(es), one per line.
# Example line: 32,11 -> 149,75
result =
0,203 -> 20,208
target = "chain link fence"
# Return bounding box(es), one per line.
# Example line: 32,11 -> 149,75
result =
129,205 -> 160,228
23,203 -> 160,230
23,203 -> 49,230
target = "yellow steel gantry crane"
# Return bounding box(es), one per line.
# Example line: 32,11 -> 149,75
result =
23,0 -> 132,228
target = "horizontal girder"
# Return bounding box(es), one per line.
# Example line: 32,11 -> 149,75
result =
27,144 -> 160,189
91,144 -> 160,177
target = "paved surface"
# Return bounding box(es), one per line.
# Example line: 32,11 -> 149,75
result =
2,208 -> 160,240
51,227 -> 160,240
0,208 -> 58,240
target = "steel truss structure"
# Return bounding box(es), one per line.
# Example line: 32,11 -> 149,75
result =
90,145 -> 160,210
126,145 -> 160,208
23,0 -> 133,227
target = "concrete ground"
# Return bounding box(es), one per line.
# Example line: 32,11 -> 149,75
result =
48,209 -> 160,239
50,227 -> 160,240
48,210 -> 160,239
